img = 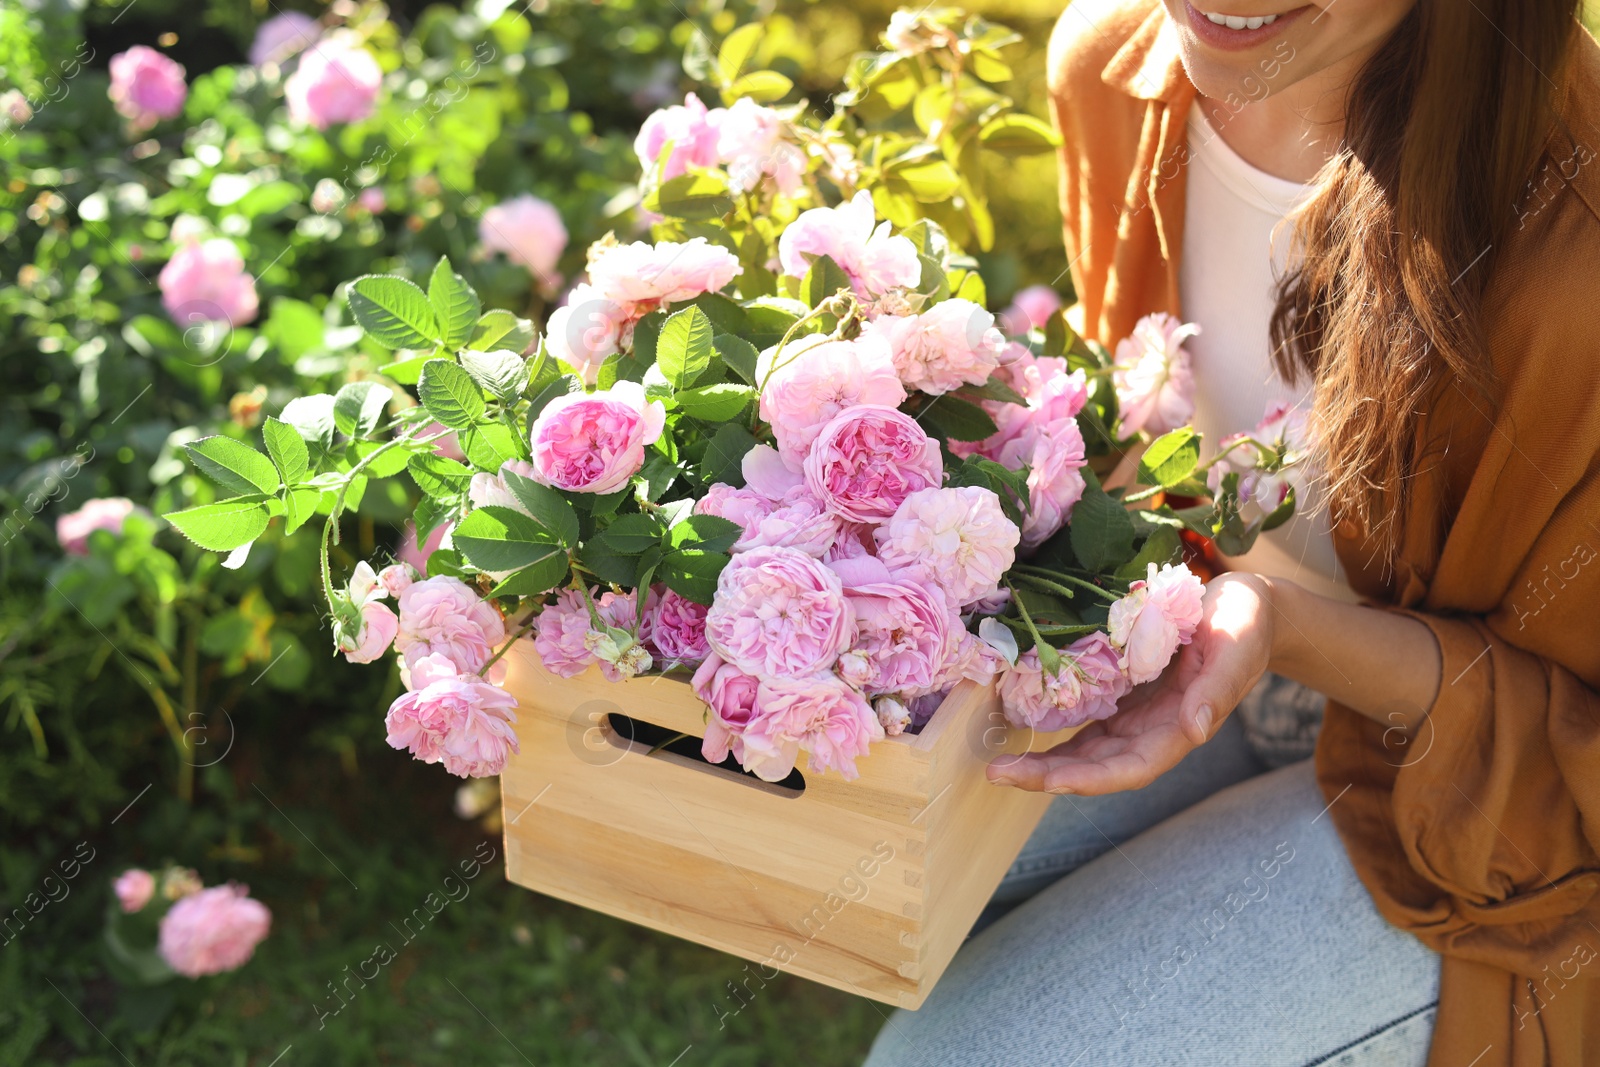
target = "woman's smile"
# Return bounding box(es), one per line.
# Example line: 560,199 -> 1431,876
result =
1179,1 -> 1313,51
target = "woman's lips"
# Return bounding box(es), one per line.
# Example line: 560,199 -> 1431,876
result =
1181,1 -> 1311,51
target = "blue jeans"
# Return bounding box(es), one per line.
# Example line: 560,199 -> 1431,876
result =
864,682 -> 1441,1067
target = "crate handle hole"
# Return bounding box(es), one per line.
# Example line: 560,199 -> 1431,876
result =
605,712 -> 807,797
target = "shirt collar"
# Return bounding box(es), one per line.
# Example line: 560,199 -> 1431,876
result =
1102,3 -> 1191,102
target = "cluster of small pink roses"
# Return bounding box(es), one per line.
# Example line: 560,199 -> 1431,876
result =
113,866 -> 271,979
634,92 -> 807,197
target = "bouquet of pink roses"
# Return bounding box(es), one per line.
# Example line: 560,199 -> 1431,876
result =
165,8 -> 1304,785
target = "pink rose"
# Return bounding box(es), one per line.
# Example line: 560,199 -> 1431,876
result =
586,237 -> 742,308
873,486 -> 1019,608
695,481 -> 841,557
634,92 -> 724,182
777,190 -> 922,299
339,600 -> 398,664
285,33 -> 381,130
758,334 -> 907,470
160,239 -> 259,327
998,632 -> 1131,732
479,195 -> 568,282
395,575 -> 507,677
1206,400 -> 1312,510
397,518 -> 452,573
1003,418 -> 1087,549
250,11 -> 320,67
652,588 -> 710,665
695,654 -> 800,781
108,46 -> 186,131
357,187 -> 387,213
717,97 -> 805,195
157,884 -> 271,978
802,406 -> 943,524
863,299 -> 1006,396
534,588 -> 596,677
384,653 -> 520,777
1113,313 -> 1198,437
705,546 -> 853,678
533,587 -> 652,680
378,563 -> 416,597
528,381 -> 666,494
543,283 -> 630,378
114,868 -> 155,914
999,285 -> 1063,336
56,497 -> 149,555
828,556 -> 959,697
756,673 -> 883,781
1107,562 -> 1206,683
824,522 -> 876,562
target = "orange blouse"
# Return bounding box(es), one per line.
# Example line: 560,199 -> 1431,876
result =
1047,2 -> 1600,1064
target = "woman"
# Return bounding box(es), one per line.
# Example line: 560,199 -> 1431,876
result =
864,1 -> 1600,1064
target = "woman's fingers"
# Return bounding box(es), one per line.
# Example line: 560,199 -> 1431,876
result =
1176,626 -> 1263,745
988,720 -> 1193,795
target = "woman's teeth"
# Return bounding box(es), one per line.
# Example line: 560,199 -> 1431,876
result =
1201,11 -> 1280,29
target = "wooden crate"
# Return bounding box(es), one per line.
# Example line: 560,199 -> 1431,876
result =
498,640 -> 1077,1009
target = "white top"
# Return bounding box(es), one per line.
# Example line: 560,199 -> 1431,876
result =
1177,103 -> 1357,602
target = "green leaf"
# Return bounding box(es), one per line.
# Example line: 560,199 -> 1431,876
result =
283,488 -> 320,536
407,453 -> 474,499
576,542 -> 640,587
743,299 -> 806,349
697,423 -> 757,487
954,270 -> 987,307
1069,476 -> 1137,572
1137,428 -> 1201,488
489,558 -> 571,597
347,275 -> 438,349
717,23 -> 763,84
646,172 -> 733,221
428,257 -> 481,350
165,501 -> 271,552
357,442 -> 413,479
594,513 -> 666,553
713,334 -> 761,385
526,373 -> 583,421
333,381 -> 393,440
459,348 -> 530,401
727,70 -> 793,103
979,114 -> 1062,156
920,395 -> 999,442
262,417 -> 309,486
657,306 -> 715,390
668,514 -> 743,554
186,436 -> 280,496
659,548 -> 730,605
383,356 -> 426,386
889,159 -> 961,203
453,506 -> 567,576
960,376 -> 1027,407
417,359 -> 487,430
279,395 -> 337,448
459,423 -> 522,471
636,453 -> 682,503
500,468 -> 581,548
800,254 -> 852,310
676,383 -> 756,421
1116,525 -> 1182,578
470,309 -> 537,354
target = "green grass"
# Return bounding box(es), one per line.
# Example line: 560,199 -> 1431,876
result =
5,738 -> 884,1066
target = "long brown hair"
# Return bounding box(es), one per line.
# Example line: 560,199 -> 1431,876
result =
1269,0 -> 1582,551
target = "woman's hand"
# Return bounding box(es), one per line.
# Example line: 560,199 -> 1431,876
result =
987,572 -> 1278,795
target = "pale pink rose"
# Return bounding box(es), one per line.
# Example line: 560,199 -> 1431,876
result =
285,33 -> 381,130
108,46 -> 187,131
998,632 -> 1131,732
803,406 -> 943,524
250,11 -> 320,67
534,589 -> 596,677
875,696 -> 912,736
777,191 -> 922,298
56,497 -> 149,555
1113,313 -> 1198,437
651,588 -> 710,665
695,654 -> 803,781
468,459 -> 538,514
1004,418 -> 1087,549
874,486 -> 1019,607
542,283 -> 629,378
593,587 -> 655,682
704,546 -> 853,678
862,299 -> 1006,395
634,92 -> 725,182
758,334 -> 907,470
384,653 -> 520,777
310,178 -> 345,215
378,563 -> 416,597
823,522 -> 877,562
828,556 -> 959,697
1206,400 -> 1312,510
695,482 -> 841,557
1107,562 -> 1206,684
528,380 -> 666,494
160,240 -> 259,327
395,575 -> 507,677
157,884 -> 271,978
740,444 -> 804,498
587,237 -> 742,308
999,285 -> 1063,336
931,628 -> 1010,694
339,600 -> 398,664
114,869 -> 155,914
397,519 -> 452,573
756,673 -> 883,781
883,9 -> 958,54
480,195 -> 568,282
717,97 -> 805,195
357,187 -> 387,213
1,89 -> 32,127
